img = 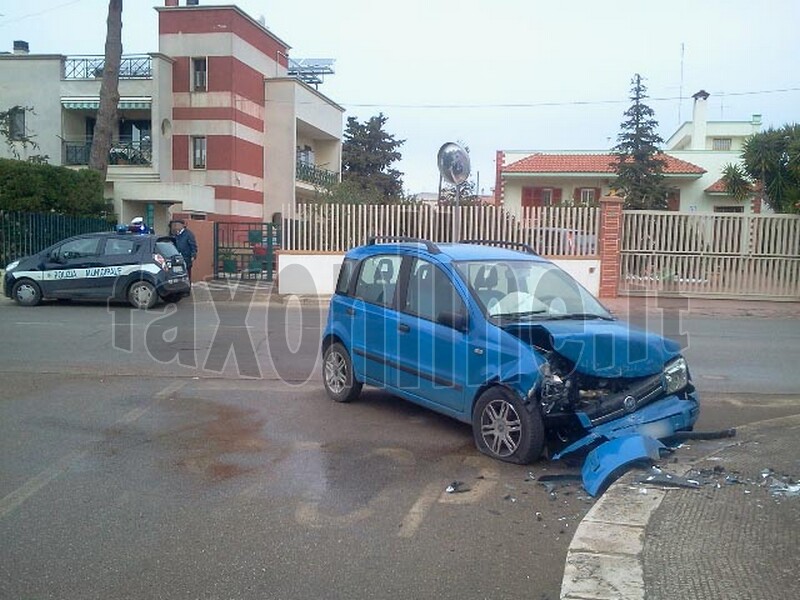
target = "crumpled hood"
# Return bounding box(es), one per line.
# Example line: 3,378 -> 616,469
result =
506,320 -> 681,378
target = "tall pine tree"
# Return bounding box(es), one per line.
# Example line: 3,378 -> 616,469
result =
341,113 -> 405,200
613,74 -> 668,210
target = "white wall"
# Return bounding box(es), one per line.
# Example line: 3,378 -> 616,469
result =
550,258 -> 600,296
278,253 -> 343,295
0,55 -> 63,162
278,253 -> 600,297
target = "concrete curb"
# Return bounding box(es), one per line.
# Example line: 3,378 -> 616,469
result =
559,422 -> 776,600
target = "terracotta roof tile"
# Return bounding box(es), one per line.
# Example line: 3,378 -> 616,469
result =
503,153 -> 705,175
705,177 -> 728,193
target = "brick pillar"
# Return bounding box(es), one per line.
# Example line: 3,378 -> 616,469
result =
598,194 -> 624,298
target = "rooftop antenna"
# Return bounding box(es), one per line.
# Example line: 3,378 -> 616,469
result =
678,42 -> 685,123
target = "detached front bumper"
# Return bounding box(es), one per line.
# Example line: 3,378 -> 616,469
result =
553,391 -> 700,495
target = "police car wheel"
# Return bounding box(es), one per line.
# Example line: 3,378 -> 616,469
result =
11,279 -> 42,307
128,281 -> 157,309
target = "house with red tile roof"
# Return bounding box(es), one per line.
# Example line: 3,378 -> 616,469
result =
495,90 -> 764,214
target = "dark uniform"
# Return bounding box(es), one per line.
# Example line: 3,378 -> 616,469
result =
171,220 -> 198,281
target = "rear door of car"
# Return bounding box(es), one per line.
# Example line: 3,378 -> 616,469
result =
84,236 -> 142,299
349,253 -> 404,387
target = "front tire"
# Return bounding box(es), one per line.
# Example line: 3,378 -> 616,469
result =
322,342 -> 362,403
128,280 -> 157,309
11,279 -> 42,306
472,386 -> 544,464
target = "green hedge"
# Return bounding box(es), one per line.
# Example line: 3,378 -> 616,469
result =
0,158 -> 106,217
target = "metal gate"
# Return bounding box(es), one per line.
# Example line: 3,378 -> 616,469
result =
213,222 -> 280,281
619,211 -> 800,300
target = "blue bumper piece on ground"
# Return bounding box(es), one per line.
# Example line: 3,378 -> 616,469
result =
582,434 -> 666,496
551,393 -> 700,495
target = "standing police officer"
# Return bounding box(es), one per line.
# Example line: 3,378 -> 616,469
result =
170,218 -> 198,281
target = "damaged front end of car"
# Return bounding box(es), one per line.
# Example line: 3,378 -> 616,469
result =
509,322 -> 700,496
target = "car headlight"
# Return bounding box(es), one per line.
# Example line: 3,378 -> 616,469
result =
663,357 -> 689,394
5,260 -> 19,271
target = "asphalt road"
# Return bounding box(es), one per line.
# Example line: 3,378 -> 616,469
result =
0,290 -> 798,600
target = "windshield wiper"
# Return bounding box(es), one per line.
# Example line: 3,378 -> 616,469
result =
546,312 -> 615,321
492,309 -> 548,321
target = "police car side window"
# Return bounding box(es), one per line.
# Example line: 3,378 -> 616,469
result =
57,238 -> 101,260
104,238 -> 136,255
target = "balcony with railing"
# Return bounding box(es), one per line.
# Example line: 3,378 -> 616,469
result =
63,55 -> 152,79
62,137 -> 152,166
296,161 -> 338,187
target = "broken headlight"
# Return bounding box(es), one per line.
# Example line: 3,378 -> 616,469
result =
663,357 -> 689,394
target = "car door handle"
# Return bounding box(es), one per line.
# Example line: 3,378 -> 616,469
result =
398,323 -> 410,333
346,307 -> 355,316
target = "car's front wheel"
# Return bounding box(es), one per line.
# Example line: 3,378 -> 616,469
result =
128,280 -> 157,309
472,386 -> 544,464
322,342 -> 362,403
11,279 -> 42,307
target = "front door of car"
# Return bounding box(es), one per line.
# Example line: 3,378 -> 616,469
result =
396,258 -> 471,413
350,254 -> 404,387
41,237 -> 103,297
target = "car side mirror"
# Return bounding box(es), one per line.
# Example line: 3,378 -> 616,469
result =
438,311 -> 469,332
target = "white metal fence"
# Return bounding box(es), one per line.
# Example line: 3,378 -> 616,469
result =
281,203 -> 599,257
620,211 -> 800,299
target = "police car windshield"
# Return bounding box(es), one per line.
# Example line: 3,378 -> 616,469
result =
454,259 -> 610,321
156,240 -> 181,257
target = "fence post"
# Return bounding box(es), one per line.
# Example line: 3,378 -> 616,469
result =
598,194 -> 624,298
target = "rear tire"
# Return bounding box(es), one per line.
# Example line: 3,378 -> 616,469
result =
472,386 -> 544,464
11,279 -> 42,307
128,281 -> 157,309
322,342 -> 362,403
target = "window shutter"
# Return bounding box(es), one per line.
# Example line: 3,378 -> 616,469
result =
573,188 -> 581,202
553,188 -> 563,205
594,188 -> 601,203
521,186 -> 534,207
532,187 -> 544,207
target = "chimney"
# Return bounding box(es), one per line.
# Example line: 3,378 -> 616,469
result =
751,114 -> 762,128
13,40 -> 29,55
691,90 -> 709,150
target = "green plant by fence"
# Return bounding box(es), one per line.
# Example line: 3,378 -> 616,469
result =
0,211 -> 115,267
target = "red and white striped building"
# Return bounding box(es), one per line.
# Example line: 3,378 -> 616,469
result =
0,0 -> 344,230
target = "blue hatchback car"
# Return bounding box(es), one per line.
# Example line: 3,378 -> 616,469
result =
322,238 -> 699,474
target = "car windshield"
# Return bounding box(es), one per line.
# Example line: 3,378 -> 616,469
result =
454,259 -> 612,321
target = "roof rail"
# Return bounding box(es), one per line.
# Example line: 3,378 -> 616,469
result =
367,236 -> 440,254
460,239 -> 538,255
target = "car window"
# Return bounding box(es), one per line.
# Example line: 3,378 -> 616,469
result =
104,238 -> 137,256
54,238 -> 101,261
404,258 -> 467,325
353,255 -> 402,307
156,241 -> 181,257
335,258 -> 356,296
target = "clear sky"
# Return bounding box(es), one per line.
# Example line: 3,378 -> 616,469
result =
1,0 -> 798,195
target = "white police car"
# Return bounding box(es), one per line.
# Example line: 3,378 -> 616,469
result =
4,231 -> 190,309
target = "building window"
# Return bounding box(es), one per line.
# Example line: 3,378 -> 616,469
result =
542,189 -> 553,206
580,188 -> 595,204
9,107 -> 25,141
713,205 -> 744,213
192,57 -> 207,92
712,138 -> 732,151
191,136 -> 207,169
